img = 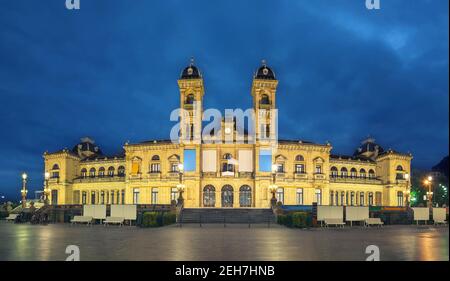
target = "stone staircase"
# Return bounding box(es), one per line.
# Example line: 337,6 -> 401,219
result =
179,208 -> 275,224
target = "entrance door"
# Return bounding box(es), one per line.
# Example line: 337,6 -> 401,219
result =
221,185 -> 233,207
203,185 -> 216,207
239,185 -> 252,207
51,190 -> 58,205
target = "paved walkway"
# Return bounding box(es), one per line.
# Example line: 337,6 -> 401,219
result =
0,222 -> 448,261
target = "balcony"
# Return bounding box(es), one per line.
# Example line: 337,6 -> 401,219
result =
48,177 -> 60,184
221,171 -> 235,177
294,172 -> 308,180
202,172 -> 218,178
238,172 -> 254,179
73,176 -> 125,183
148,172 -> 161,180
314,173 -> 326,180
129,173 -> 142,180
167,172 -> 180,179
330,176 -> 381,184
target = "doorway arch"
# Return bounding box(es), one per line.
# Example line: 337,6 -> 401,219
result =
221,185 -> 234,207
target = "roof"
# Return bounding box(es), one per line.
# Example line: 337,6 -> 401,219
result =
254,60 -> 276,80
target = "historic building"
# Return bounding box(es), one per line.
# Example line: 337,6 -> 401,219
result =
43,61 -> 412,208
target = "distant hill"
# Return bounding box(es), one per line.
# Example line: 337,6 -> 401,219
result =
432,156 -> 449,179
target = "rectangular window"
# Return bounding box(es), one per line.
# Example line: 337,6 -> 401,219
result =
184,149 -> 196,172
171,187 -> 178,202
133,188 -> 139,204
276,188 -> 284,204
360,193 -> 365,206
82,192 -> 87,205
295,164 -> 305,173
315,165 -> 322,174
259,149 -> 272,172
100,191 -> 105,204
368,193 -> 374,206
91,192 -> 96,205
111,191 -> 115,205
151,163 -> 161,173
276,163 -> 284,173
296,188 -> 303,205
171,163 -> 178,172
315,189 -> 322,205
151,188 -> 158,204
131,162 -> 140,174
397,192 -> 404,207
121,190 -> 125,204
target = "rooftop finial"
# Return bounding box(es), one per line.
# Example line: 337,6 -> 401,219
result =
190,57 -> 195,66
261,59 -> 267,66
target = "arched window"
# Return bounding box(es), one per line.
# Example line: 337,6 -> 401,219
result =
185,94 -> 195,104
108,166 -> 115,177
396,165 -> 404,180
330,166 -> 338,178
203,185 -> 216,207
150,155 -> 161,173
118,166 -> 125,177
340,167 -> 348,178
89,168 -> 96,178
239,185 -> 252,207
223,153 -> 233,159
98,167 -> 105,177
260,94 -> 270,105
80,168 -> 87,178
295,155 -> 304,161
397,191 -> 404,207
221,185 -> 234,207
359,169 -> 366,178
368,169 -> 375,179
51,164 -> 60,178
350,168 -> 357,178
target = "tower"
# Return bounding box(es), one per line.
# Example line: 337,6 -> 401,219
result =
177,58 -> 205,143
251,60 -> 279,142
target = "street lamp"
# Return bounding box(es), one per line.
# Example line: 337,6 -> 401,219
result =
44,172 -> 50,205
21,172 -> 28,208
177,163 -> 185,206
424,176 -> 433,208
269,164 -> 278,207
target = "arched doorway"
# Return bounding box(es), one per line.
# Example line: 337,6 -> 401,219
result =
203,185 -> 216,207
239,185 -> 252,207
221,185 -> 234,207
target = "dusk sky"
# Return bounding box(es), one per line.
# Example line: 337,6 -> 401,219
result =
0,0 -> 448,199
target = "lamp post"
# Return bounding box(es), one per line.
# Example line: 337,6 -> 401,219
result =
44,172 -> 50,205
269,164 -> 278,207
177,163 -> 185,206
404,173 -> 410,207
424,176 -> 433,208
21,172 -> 28,208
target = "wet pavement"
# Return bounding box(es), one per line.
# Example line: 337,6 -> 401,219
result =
0,222 -> 448,261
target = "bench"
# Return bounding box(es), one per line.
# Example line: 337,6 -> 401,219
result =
5,214 -> 18,222
71,216 -> 93,225
365,218 -> 384,227
324,218 -> 345,228
104,217 -> 124,226
433,219 -> 448,226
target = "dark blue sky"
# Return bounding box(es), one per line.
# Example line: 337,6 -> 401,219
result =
0,0 -> 448,199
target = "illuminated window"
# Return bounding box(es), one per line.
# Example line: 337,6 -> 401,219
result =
296,188 -> 304,205
397,191 -> 404,207
133,188 -> 139,204
151,188 -> 158,204
315,189 -> 322,205
276,187 -> 284,204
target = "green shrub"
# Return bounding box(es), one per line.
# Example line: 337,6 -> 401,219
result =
141,212 -> 176,227
142,212 -> 159,227
162,212 -> 176,225
277,212 -> 311,228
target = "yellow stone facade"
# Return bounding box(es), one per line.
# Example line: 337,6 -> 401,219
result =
43,62 -> 412,208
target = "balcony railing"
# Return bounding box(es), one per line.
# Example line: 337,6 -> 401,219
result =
238,172 -> 254,178
330,176 -> 381,184
314,173 -> 326,180
73,176 -> 125,183
294,172 -> 308,180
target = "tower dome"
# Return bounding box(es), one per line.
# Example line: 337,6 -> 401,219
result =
180,58 -> 202,79
254,60 -> 276,80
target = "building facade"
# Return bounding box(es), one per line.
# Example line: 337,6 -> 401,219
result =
43,61 -> 412,208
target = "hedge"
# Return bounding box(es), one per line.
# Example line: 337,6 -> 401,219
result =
277,212 -> 312,228
141,212 -> 176,227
